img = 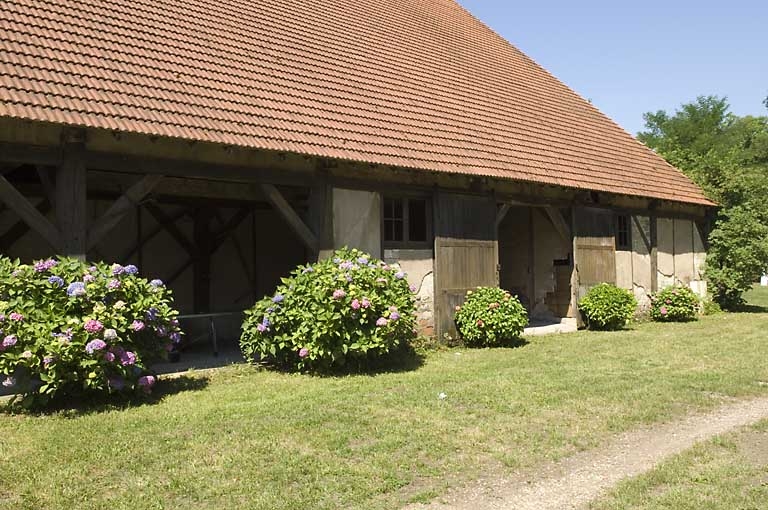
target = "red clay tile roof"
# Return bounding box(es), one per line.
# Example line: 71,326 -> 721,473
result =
0,0 -> 713,206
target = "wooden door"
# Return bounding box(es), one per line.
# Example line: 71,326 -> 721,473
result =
573,207 -> 616,300
433,192 -> 498,341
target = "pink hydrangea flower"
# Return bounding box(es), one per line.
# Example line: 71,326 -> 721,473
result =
332,289 -> 346,300
351,299 -> 361,310
120,351 -> 137,366
361,298 -> 371,309
376,317 -> 388,327
410,284 -> 418,293
104,351 -> 116,362
84,319 -> 104,334
9,312 -> 23,322
299,347 -> 309,358
130,320 -> 145,332
660,306 -> 668,315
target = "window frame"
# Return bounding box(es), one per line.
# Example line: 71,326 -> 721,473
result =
381,195 -> 433,249
615,213 -> 632,251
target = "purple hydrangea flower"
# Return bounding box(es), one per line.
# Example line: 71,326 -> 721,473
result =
84,319 -> 104,334
2,376 -> 15,388
156,326 -> 168,337
272,294 -> 284,304
130,320 -> 146,332
34,258 -> 57,272
339,261 -> 354,270
332,289 -> 346,300
120,350 -> 137,366
170,331 -> 182,343
138,375 -> 156,392
67,282 -> 86,297
48,275 -> 64,287
145,308 -> 159,321
299,347 -> 309,358
409,284 -> 418,293
9,312 -> 23,322
376,317 -> 389,327
43,356 -> 55,366
390,312 -> 401,321
124,265 -> 139,275
302,266 -> 315,274
104,351 -> 115,362
395,271 -> 406,280
261,317 -> 271,327
357,257 -> 369,265
107,279 -> 121,290
256,323 -> 268,333
83,274 -> 95,283
345,274 -> 353,283
333,257 -> 341,264
85,339 -> 107,354
150,279 -> 164,288
1,335 -> 16,350
111,264 -> 125,275
88,265 -> 98,273
0,314 -> 4,322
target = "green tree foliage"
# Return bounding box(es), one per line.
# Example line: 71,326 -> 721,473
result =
639,96 -> 768,308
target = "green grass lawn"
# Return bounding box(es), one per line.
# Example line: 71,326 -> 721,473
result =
591,419 -> 768,510
3,289 -> 768,509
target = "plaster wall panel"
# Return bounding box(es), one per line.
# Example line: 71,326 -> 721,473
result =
332,188 -> 381,258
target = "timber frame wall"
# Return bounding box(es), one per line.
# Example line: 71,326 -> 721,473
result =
0,120 -> 712,334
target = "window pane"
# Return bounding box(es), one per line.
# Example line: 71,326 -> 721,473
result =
394,219 -> 403,241
408,199 -> 427,242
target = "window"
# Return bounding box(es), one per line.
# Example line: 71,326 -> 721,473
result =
383,197 -> 431,247
616,214 -> 631,250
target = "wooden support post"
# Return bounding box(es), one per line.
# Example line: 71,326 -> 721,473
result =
0,176 -> 62,251
528,207 -> 536,313
56,137 -> 87,259
570,206 -> 583,325
260,183 -> 318,252
193,208 -> 213,313
86,175 -> 163,250
36,166 -> 56,209
650,214 -> 658,292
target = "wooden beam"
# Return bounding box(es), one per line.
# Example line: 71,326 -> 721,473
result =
632,215 -> 651,252
119,209 -> 187,262
0,198 -> 52,250
260,183 -> 318,252
86,174 -> 163,250
144,202 -> 195,255
544,206 -> 571,243
0,176 -> 62,250
56,141 -> 87,258
495,203 -> 511,229
36,166 -> 56,208
193,208 -> 213,313
650,215 -> 658,292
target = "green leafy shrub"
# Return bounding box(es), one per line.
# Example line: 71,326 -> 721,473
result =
702,299 -> 723,315
0,257 -> 182,407
240,248 -> 416,371
578,283 -> 637,331
650,286 -> 700,322
454,287 -> 528,347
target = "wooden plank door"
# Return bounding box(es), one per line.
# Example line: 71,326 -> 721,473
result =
573,207 -> 616,301
433,192 -> 498,341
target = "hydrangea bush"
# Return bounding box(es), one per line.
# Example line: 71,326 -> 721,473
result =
240,248 -> 416,371
650,285 -> 700,322
578,283 -> 638,331
454,287 -> 528,347
0,257 -> 182,407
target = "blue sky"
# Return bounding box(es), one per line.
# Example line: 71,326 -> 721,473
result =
457,0 -> 768,136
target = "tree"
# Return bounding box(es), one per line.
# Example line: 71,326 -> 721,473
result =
639,96 -> 768,309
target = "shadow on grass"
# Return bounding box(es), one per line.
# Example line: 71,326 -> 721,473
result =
732,304 -> 768,314
1,374 -> 209,417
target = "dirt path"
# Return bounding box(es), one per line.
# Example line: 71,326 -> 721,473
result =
407,395 -> 768,510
